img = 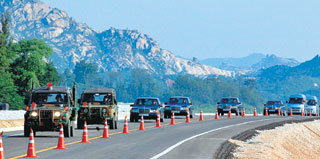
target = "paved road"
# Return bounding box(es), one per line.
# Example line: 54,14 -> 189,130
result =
2,115 -> 317,159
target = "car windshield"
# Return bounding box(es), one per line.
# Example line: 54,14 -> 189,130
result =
289,98 -> 303,104
307,99 -> 317,106
221,98 -> 238,104
82,93 -> 112,104
168,98 -> 188,104
32,93 -> 68,105
135,99 -> 158,106
267,101 -> 281,105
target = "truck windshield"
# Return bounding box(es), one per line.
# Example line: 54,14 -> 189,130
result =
135,99 -> 158,106
221,98 -> 238,104
307,99 -> 317,106
32,93 -> 68,105
82,93 -> 112,104
289,98 -> 303,104
169,98 -> 188,104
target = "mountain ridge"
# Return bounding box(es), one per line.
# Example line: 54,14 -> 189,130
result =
1,0 -> 234,77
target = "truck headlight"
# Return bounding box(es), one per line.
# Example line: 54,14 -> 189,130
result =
31,111 -> 38,117
150,109 -> 156,113
54,111 -> 61,117
84,108 -> 88,113
102,109 -> 107,113
181,107 -> 186,110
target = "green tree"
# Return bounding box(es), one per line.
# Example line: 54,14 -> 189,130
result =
10,39 -> 58,98
0,11 -> 23,109
74,60 -> 98,84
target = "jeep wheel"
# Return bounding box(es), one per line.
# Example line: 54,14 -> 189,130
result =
160,116 -> 164,122
70,125 -> 74,137
114,120 -> 118,129
235,111 -> 239,116
190,111 -> 194,118
77,119 -> 84,129
24,124 -> 30,137
134,117 -> 139,122
164,113 -> 168,119
221,112 -> 224,116
109,119 -> 114,129
64,121 -> 71,138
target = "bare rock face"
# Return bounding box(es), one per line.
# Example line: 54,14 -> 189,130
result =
1,0 -> 234,76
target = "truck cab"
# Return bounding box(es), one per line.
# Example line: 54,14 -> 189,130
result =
130,97 -> 164,122
164,96 -> 194,118
217,97 -> 243,116
286,94 -> 307,115
77,88 -> 118,129
264,101 -> 286,116
306,96 -> 318,116
24,83 -> 77,137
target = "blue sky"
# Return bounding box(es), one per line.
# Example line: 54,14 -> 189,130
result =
42,0 -> 320,61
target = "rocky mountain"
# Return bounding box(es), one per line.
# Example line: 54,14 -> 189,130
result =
251,54 -> 299,70
199,53 -> 299,71
0,0 -> 234,77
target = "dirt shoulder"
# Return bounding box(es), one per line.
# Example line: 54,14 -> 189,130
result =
215,117 -> 320,159
0,119 -> 24,129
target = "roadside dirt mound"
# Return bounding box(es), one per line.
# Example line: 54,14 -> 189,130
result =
0,119 -> 24,129
232,120 -> 320,159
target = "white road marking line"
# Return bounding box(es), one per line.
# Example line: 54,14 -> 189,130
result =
150,118 -> 282,159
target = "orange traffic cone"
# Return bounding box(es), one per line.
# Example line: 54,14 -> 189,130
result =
123,115 -> 129,134
301,109 -> 304,116
56,124 -> 66,149
290,108 -> 293,116
156,112 -> 162,127
170,111 -> 176,125
242,108 -> 246,117
199,109 -> 204,121
215,108 -> 219,120
265,107 -> 268,116
139,114 -> 145,130
278,107 -> 281,116
254,107 -> 257,117
309,109 -> 312,117
186,109 -> 191,123
25,129 -> 38,158
102,119 -> 110,138
228,106 -> 232,118
0,132 -> 4,159
81,121 -> 90,143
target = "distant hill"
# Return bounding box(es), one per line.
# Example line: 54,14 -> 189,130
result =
0,0 -> 233,77
256,55 -> 320,100
199,53 -> 299,71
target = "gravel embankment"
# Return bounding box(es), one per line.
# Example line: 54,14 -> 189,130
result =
231,118 -> 320,159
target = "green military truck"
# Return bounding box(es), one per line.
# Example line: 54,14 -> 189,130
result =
77,88 -> 118,129
24,83 -> 77,137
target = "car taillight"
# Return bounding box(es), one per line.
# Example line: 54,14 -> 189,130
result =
64,107 -> 68,111
62,116 -> 66,120
130,109 -> 133,112
83,102 -> 87,107
25,106 -> 29,111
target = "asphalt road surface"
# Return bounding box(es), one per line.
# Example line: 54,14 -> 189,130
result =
2,114 -> 317,159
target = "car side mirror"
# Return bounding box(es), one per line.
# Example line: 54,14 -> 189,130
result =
190,102 -> 193,105
264,104 -> 266,106
286,101 -> 288,103
164,102 -> 167,105
217,102 -> 220,104
130,104 -> 134,107
77,99 -> 81,104
239,102 -> 241,104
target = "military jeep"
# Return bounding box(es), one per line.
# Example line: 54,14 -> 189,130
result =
77,88 -> 118,129
24,83 -> 77,137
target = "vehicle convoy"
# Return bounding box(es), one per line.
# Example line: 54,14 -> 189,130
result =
164,96 -> 194,118
77,88 -> 118,129
286,94 -> 307,115
130,97 -> 164,122
24,83 -> 77,137
305,96 -> 318,116
217,97 -> 244,116
264,101 -> 286,116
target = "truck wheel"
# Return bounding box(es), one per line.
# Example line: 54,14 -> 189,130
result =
24,124 -> 30,137
164,113 -> 168,119
221,112 -> 224,116
160,117 -> 164,122
77,119 -> 84,129
235,111 -> 239,116
190,111 -> 194,118
109,119 -> 114,129
64,121 -> 71,138
134,117 -> 139,122
114,120 -> 118,129
70,125 -> 74,137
